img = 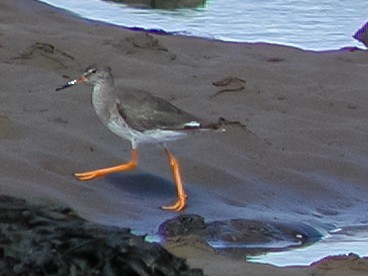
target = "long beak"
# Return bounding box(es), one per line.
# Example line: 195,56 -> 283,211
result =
55,76 -> 86,92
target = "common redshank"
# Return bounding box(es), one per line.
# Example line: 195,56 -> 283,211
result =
56,66 -> 218,211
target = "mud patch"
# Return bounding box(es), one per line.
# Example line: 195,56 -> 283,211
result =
0,114 -> 20,139
311,253 -> 368,272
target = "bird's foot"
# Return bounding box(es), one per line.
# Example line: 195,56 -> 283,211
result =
74,170 -> 104,181
161,194 -> 188,212
74,150 -> 138,181
74,160 -> 138,181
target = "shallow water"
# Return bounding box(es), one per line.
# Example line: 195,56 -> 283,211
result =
76,173 -> 368,267
37,0 -> 367,50
249,225 -> 368,266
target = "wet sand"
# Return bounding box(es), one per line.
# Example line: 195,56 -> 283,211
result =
1,0 -> 368,275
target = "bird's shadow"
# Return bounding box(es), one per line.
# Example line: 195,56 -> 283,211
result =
105,173 -> 176,198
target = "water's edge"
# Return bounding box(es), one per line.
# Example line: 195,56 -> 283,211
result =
36,0 -> 367,50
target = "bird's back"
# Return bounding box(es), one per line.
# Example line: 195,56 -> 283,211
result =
117,88 -> 202,132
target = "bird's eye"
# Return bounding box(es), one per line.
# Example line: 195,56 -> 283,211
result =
84,68 -> 97,77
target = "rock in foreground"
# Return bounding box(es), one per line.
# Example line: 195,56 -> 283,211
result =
0,196 -> 202,275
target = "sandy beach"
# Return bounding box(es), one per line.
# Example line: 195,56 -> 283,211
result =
1,0 -> 368,275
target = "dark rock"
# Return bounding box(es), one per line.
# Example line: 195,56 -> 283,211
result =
106,0 -> 206,9
0,196 -> 203,275
159,214 -> 322,256
353,22 -> 368,47
158,214 -> 206,237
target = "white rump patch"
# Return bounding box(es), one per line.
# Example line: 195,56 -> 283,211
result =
184,121 -> 201,128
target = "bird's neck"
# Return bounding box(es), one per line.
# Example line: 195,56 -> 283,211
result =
92,78 -> 117,123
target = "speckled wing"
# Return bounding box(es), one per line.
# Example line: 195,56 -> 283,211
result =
117,89 -> 202,131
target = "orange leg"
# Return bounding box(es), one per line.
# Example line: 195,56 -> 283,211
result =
74,149 -> 138,181
161,148 -> 188,211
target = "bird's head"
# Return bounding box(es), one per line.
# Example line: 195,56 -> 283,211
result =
56,65 -> 112,91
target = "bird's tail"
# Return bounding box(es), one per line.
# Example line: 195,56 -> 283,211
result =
203,117 -> 249,132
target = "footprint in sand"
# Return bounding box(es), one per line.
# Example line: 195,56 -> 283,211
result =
112,32 -> 177,60
211,76 -> 246,98
8,42 -> 82,76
